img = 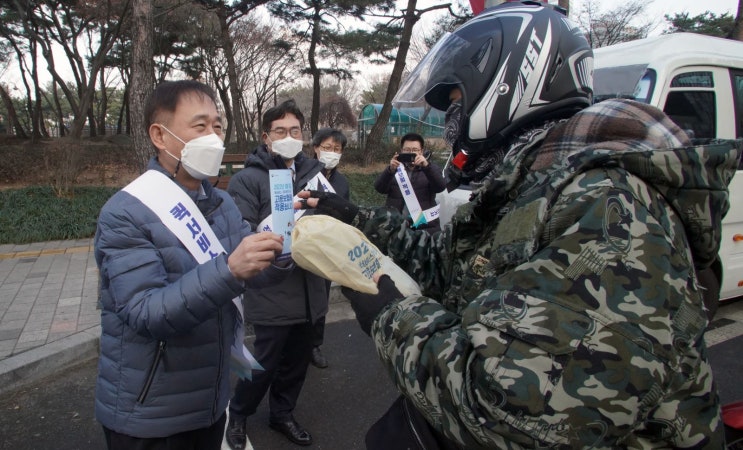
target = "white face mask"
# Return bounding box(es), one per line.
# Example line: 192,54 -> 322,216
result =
160,125 -> 225,180
317,150 -> 341,170
270,136 -> 304,160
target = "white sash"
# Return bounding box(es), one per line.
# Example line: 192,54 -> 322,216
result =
257,171 -> 335,232
123,170 -> 263,380
394,165 -> 440,227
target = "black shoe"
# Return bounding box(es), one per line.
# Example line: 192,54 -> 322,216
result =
269,418 -> 313,446
311,346 -> 328,369
226,414 -> 247,450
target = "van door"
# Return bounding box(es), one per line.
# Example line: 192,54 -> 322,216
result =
733,70 -> 743,138
721,70 -> 743,300
655,67 -> 743,300
656,67 -> 736,139
659,67 -> 743,300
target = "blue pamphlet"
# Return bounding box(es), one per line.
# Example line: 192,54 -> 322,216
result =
269,169 -> 294,257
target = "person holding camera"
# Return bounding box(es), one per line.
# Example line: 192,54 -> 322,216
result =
373,133 -> 445,233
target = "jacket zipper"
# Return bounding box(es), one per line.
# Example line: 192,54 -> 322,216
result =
137,340 -> 166,403
213,307 -> 224,418
402,397 -> 426,450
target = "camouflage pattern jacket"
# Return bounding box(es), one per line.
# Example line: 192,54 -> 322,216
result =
358,99 -> 742,449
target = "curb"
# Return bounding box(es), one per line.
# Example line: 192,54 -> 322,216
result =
0,288 -> 352,397
0,325 -> 101,397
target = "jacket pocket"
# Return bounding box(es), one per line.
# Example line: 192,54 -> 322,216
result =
137,340 -> 166,404
463,290 -> 672,446
463,291 -> 591,417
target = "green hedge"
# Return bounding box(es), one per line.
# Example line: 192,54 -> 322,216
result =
0,172 -> 386,245
0,186 -> 119,244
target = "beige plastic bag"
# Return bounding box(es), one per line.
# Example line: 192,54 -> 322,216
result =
291,215 -> 421,296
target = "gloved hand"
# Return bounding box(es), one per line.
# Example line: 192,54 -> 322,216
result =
341,275 -> 404,336
300,190 -> 358,224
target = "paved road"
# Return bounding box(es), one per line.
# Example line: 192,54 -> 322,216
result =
2,299 -> 743,449
0,317 -> 399,450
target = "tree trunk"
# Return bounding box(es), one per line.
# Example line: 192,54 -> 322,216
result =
363,0 -> 418,166
117,89 -> 126,135
130,0 -> 155,172
70,15 -> 126,139
98,69 -> 108,135
69,78 -> 98,138
208,62 -> 233,145
125,90 -> 131,135
308,7 -> 322,137
0,85 -> 27,138
87,104 -> 97,137
29,42 -> 44,141
219,10 -> 247,151
730,0 -> 743,41
217,84 -> 234,145
51,83 -> 67,137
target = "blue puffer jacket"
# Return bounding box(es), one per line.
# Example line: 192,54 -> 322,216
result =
94,158 -> 289,438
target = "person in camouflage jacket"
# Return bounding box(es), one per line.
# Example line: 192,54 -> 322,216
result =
299,3 -> 741,448
351,98 -> 740,448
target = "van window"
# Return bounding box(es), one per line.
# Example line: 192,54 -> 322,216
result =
670,71 -> 714,88
663,91 -> 716,139
634,71 -> 656,103
734,71 -> 743,138
593,65 -> 652,102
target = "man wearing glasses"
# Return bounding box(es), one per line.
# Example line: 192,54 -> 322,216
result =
225,100 -> 326,448
374,133 -> 446,233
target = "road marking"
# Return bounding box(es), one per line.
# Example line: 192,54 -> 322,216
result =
707,300 -> 743,347
0,245 -> 93,259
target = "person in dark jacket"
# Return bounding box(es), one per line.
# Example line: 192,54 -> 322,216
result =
307,127 -> 351,369
313,127 -> 350,199
94,80 -> 288,450
297,2 -> 738,447
373,133 -> 445,232
225,100 -> 325,448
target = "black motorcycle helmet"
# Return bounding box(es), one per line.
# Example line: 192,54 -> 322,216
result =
393,1 -> 593,157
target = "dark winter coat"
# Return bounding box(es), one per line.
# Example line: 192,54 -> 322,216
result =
373,159 -> 446,231
322,166 -> 350,200
227,145 -> 329,325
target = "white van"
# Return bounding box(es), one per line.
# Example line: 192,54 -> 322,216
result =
593,32 -> 743,300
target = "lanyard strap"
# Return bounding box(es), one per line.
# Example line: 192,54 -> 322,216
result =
394,165 -> 440,227
124,170 -> 225,262
123,170 -> 262,379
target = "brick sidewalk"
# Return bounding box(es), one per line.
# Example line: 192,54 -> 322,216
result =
0,239 -> 354,396
0,239 -> 99,361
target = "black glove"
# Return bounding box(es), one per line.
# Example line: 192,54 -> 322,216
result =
304,190 -> 358,224
341,275 -> 404,336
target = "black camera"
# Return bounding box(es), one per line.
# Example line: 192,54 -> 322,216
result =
396,153 -> 416,163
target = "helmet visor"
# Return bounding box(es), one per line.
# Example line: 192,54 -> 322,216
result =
392,32 -> 470,111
